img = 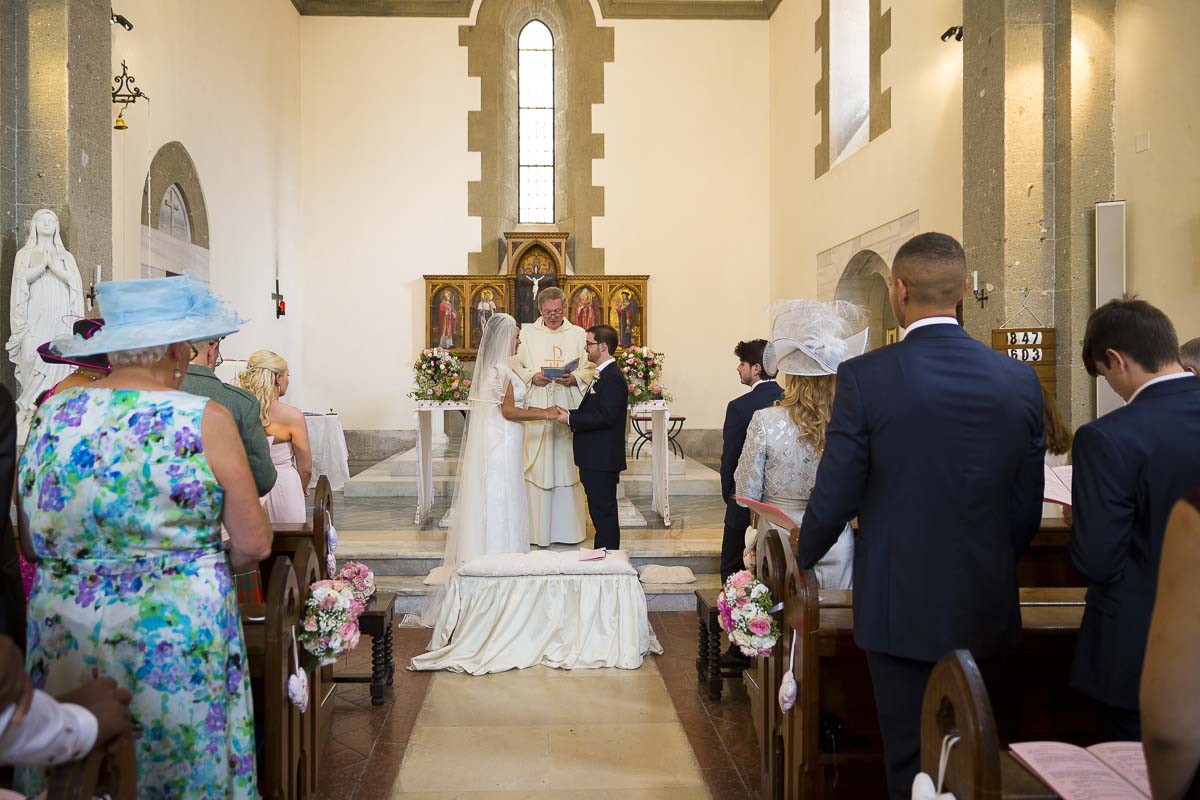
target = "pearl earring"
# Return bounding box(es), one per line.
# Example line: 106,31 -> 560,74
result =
174,369 -> 182,379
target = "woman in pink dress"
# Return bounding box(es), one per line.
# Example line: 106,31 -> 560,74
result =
238,350 -> 311,523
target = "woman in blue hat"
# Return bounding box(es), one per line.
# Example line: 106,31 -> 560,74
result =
16,276 -> 272,798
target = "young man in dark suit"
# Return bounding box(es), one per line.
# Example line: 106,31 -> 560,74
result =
556,324 -> 628,550
1070,299 -> 1200,741
720,339 -> 781,584
796,232 -> 1046,799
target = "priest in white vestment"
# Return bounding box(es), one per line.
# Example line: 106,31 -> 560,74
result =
513,287 -> 595,545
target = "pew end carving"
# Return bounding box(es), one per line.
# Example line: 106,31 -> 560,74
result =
920,650 -> 1057,800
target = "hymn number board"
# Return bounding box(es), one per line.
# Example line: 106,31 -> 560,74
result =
991,327 -> 1056,393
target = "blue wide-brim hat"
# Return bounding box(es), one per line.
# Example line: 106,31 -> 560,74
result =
53,276 -> 245,357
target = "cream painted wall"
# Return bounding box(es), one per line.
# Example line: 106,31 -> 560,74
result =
300,15 -> 767,431
594,20 -> 770,429
110,0 -> 304,394
1115,0 -> 1200,343
769,0 -> 963,300
299,18 -> 478,430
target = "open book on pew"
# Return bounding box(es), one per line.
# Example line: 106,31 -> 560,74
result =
1043,464 -> 1073,506
1010,741 -> 1149,799
734,497 -> 798,532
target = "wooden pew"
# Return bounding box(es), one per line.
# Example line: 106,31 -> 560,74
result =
920,650 -> 1056,799
240,542 -> 323,799
746,522 -> 1091,799
744,527 -> 799,799
271,475 -> 333,581
44,735 -> 138,799
1019,518 -> 1086,587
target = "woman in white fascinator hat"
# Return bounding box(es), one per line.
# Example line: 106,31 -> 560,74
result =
733,299 -> 869,589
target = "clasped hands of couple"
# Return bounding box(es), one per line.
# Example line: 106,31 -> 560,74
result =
531,370 -> 576,424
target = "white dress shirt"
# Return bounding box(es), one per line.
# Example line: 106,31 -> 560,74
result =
0,690 -> 98,767
1127,371 -> 1194,404
903,316 -> 959,333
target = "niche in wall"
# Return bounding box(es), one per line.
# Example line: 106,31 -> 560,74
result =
140,141 -> 211,281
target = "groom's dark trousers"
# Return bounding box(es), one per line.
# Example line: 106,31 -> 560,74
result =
570,361 -> 629,550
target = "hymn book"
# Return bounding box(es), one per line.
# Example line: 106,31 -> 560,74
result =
1043,464 -> 1073,506
541,358 -> 580,379
578,547 -> 607,561
1010,741 -> 1149,799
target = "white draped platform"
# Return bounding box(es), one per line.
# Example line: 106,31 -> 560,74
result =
410,550 -> 663,675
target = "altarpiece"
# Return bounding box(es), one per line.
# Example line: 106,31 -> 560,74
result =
424,231 -> 648,357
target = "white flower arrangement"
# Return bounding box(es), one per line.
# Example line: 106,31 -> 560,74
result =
717,569 -> 781,657
298,579 -> 362,666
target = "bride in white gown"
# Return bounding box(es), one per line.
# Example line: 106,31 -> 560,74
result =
420,313 -> 559,623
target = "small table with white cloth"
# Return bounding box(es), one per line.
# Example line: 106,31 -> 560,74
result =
304,412 -> 351,491
413,401 -> 470,524
410,550 -> 663,674
631,401 -> 671,526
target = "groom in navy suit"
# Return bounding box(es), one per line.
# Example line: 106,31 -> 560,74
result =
1070,299 -> 1200,740
796,233 -> 1046,799
558,324 -> 629,550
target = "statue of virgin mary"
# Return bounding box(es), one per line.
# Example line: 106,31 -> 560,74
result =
7,209 -> 85,436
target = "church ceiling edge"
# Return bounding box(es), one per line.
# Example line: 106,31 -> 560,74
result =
292,0 -> 780,20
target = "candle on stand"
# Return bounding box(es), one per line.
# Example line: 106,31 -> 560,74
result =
972,271 -> 979,292
94,264 -> 101,285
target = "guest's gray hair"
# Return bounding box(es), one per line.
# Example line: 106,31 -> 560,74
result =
107,345 -> 171,368
537,286 -> 566,307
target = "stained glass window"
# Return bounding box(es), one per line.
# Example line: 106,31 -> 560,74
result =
519,21 -> 554,224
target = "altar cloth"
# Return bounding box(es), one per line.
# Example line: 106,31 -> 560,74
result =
410,550 -> 662,674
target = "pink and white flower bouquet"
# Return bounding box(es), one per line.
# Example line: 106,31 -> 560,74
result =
299,579 -> 362,666
336,561 -> 376,617
408,348 -> 471,402
618,346 -> 672,405
717,569 -> 781,657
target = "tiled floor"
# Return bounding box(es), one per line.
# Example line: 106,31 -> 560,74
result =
317,613 -> 759,800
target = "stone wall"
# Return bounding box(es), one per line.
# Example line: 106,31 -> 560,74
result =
0,0 -> 112,393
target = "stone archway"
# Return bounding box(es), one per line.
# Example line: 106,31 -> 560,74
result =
139,142 -> 211,280
834,249 -> 898,350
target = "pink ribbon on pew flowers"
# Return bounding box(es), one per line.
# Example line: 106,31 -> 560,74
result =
288,628 -> 309,714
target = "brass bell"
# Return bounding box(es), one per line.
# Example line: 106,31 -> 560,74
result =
113,108 -> 128,131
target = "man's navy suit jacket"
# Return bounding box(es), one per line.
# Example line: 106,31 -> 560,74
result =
1069,375 -> 1200,709
797,323 -> 1046,662
720,380 -> 783,503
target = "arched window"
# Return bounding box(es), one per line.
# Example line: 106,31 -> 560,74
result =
157,184 -> 191,242
518,20 -> 554,224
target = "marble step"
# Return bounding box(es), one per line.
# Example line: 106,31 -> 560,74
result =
337,528 -> 725,577
344,455 -> 720,499
381,572 -> 722,614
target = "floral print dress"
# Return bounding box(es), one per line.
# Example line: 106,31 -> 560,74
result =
19,388 -> 257,799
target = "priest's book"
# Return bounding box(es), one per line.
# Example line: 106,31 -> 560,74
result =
1010,741 -> 1149,799
542,358 -> 579,380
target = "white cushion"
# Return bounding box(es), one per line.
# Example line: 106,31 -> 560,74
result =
637,565 -> 696,584
458,549 -> 637,578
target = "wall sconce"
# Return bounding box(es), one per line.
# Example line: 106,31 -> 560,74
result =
972,271 -> 992,308
110,9 -> 133,30
940,25 -> 964,42
111,60 -> 149,131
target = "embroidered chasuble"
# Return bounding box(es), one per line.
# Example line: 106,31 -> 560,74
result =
512,318 -> 595,545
